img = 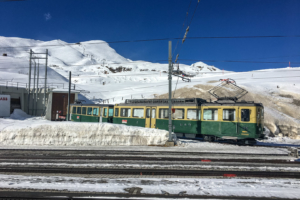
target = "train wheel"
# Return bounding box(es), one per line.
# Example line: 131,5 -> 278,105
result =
208,136 -> 215,142
204,136 -> 215,142
204,136 -> 209,141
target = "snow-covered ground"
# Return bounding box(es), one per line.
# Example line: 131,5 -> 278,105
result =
0,110 -> 168,146
0,174 -> 299,199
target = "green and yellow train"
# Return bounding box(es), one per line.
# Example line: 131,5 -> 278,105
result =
70,98 -> 264,144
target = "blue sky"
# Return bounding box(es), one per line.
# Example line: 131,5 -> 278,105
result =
0,0 -> 300,71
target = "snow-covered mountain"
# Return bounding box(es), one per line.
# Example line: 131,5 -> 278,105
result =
0,36 -> 224,101
0,36 -> 299,138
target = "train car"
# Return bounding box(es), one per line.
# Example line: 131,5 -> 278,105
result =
69,98 -> 264,144
114,98 -> 264,144
70,104 -> 114,123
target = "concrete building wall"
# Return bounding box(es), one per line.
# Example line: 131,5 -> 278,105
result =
0,86 -> 50,116
0,86 -> 26,114
1,86 -> 80,119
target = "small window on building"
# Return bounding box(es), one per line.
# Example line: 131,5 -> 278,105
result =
72,107 -> 76,114
87,107 -> 92,115
103,108 -> 107,117
146,108 -> 150,118
203,109 -> 218,120
159,109 -> 169,119
93,108 -> 99,116
108,108 -> 114,117
115,108 -> 119,117
187,109 -> 200,120
77,107 -> 81,115
82,107 -> 87,115
241,109 -> 250,122
223,109 -> 235,121
121,108 -> 131,117
152,109 -> 156,118
133,108 -> 144,118
172,109 -> 184,119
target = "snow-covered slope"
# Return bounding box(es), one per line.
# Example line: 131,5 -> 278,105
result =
0,36 -> 299,138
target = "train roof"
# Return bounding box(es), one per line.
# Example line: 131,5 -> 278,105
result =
117,98 -> 263,107
118,98 -> 206,106
202,101 -> 263,107
70,104 -> 114,107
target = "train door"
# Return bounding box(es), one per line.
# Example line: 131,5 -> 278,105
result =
238,107 -> 252,137
221,108 -> 238,136
151,107 -> 156,128
99,107 -> 103,123
108,107 -> 114,123
145,107 -> 151,128
145,107 -> 156,128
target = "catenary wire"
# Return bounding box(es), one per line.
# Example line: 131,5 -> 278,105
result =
172,0 -> 192,57
1,35 -> 300,49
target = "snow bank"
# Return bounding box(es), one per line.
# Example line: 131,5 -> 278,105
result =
0,122 -> 168,146
10,109 -> 31,120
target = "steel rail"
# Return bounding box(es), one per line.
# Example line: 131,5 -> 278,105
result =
1,191 -> 298,200
1,167 -> 300,178
0,149 -> 294,155
0,155 -> 298,164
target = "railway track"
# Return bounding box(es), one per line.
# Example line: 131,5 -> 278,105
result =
0,155 -> 298,164
1,191 -> 298,200
0,149 -> 295,156
0,166 -> 300,178
0,191 -> 299,200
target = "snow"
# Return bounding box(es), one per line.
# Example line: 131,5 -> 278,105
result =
0,174 -> 299,199
0,117 -> 168,146
258,137 -> 300,146
0,36 -> 300,139
9,109 -> 31,120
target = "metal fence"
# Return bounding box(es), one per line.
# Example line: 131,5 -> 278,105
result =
0,81 -> 76,90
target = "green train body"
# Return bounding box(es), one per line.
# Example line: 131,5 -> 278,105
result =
70,98 -> 264,143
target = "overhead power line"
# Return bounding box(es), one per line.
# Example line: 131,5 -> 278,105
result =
179,59 -> 300,64
173,0 -> 192,57
0,35 -> 300,49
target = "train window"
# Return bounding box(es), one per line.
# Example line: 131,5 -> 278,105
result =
93,108 -> 99,116
223,109 -> 235,121
82,107 -> 87,115
241,109 -> 250,122
187,109 -> 200,120
159,109 -> 169,119
121,108 -> 131,117
115,108 -> 119,117
146,108 -> 150,118
72,107 -> 76,114
152,109 -> 156,118
103,108 -> 107,117
87,107 -> 92,115
77,107 -> 81,115
109,108 -> 114,117
172,109 -> 184,119
203,109 -> 218,120
133,108 -> 144,118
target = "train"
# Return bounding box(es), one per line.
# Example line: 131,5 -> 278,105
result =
70,98 -> 265,144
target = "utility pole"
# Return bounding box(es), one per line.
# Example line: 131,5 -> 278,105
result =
32,60 -> 36,115
44,49 -> 48,113
166,41 -> 174,147
36,60 -> 40,116
67,71 -> 71,121
27,49 -> 32,114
